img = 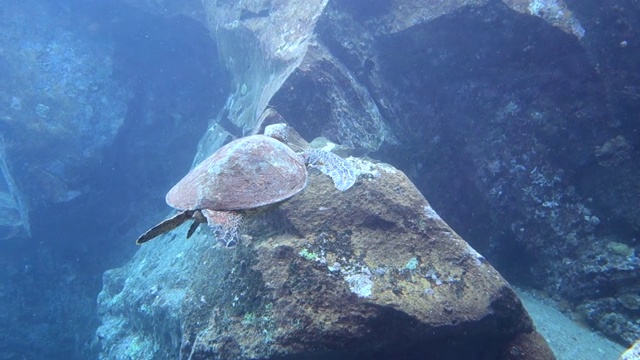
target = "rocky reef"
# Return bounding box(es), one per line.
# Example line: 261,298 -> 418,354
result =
98,159 -> 554,359
1,0 -> 637,357
106,0 -> 639,352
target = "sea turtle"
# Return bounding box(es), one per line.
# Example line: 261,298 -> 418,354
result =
136,122 -> 356,247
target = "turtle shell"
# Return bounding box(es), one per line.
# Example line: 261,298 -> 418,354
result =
166,135 -> 307,211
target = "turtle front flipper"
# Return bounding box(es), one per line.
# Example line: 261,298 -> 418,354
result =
264,122 -> 357,191
303,149 -> 357,191
136,210 -> 196,245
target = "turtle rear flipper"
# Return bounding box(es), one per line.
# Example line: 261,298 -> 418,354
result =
202,209 -> 243,248
304,149 -> 357,191
136,210 -> 195,245
186,210 -> 207,239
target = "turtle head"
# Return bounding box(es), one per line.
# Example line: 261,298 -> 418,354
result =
264,123 -> 311,153
303,149 -> 357,192
264,123 -> 357,192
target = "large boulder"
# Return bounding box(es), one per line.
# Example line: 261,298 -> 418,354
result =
97,158 -> 554,359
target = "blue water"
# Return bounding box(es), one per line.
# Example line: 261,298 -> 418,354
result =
0,0 -> 638,359
0,1 -> 226,358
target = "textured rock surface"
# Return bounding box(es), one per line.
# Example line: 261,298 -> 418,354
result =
356,0 -> 640,344
620,339 -> 640,360
0,0 -> 130,209
270,40 -> 398,150
0,137 -> 29,240
202,0 -> 328,136
98,159 -> 554,359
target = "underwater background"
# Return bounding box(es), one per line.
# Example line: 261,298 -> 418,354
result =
0,0 -> 638,359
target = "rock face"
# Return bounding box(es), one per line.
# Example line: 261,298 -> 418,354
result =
111,0 -> 640,348
97,159 -> 554,359
0,0 -> 129,225
0,136 -> 30,240
203,0 -> 329,134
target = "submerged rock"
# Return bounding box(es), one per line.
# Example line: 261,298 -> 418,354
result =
0,0 -> 130,210
103,0 -> 640,348
97,159 -> 553,359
